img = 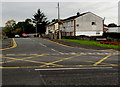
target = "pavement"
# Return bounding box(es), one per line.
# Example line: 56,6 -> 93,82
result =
1,38 -> 119,86
1,38 -> 12,49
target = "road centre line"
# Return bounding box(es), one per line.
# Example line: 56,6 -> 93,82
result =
35,67 -> 113,71
39,43 -> 47,47
93,55 -> 111,66
51,48 -> 63,54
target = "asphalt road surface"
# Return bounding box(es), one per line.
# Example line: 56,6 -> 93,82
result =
1,38 -> 119,86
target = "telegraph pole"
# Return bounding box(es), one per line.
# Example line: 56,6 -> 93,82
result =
36,22 -> 37,37
58,2 -> 61,39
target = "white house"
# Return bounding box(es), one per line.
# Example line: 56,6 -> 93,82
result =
46,22 -> 58,35
60,12 -> 104,36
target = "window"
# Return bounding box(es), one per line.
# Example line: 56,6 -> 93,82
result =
96,31 -> 100,34
92,22 -> 96,25
76,24 -> 79,27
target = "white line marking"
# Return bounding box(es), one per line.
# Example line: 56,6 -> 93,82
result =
51,49 -> 56,51
29,54 -> 38,55
35,67 -> 113,71
6,54 -> 15,56
39,43 -> 47,47
51,49 -> 63,54
19,54 -> 27,56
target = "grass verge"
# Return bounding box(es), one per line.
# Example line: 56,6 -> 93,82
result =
60,39 -> 120,50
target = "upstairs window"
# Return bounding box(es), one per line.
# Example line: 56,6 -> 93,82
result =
92,22 -> 96,25
76,24 -> 79,27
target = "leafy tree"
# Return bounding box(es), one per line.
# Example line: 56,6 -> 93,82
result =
108,23 -> 117,27
14,19 -> 36,34
4,20 -> 16,37
52,19 -> 59,22
32,9 -> 49,37
11,28 -> 22,35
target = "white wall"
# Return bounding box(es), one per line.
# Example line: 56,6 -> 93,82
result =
60,20 -> 74,32
76,31 -> 103,36
46,23 -> 58,34
76,12 -> 103,36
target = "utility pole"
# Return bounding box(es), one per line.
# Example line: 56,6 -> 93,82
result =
58,2 -> 61,39
36,22 -> 38,37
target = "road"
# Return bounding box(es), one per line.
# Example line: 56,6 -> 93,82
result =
1,38 -> 119,86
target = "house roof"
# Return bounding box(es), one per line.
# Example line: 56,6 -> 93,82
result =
61,12 -> 103,22
62,12 -> 87,21
47,21 -> 58,26
47,12 -> 103,26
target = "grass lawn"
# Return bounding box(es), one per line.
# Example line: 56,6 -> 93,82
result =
60,39 -> 120,50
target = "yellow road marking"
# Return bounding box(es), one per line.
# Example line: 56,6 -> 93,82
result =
1,54 -> 118,69
2,56 -> 60,66
93,55 -> 111,66
1,38 -> 17,50
0,64 -> 118,69
2,55 -> 117,66
2,55 -> 45,63
39,54 -> 84,67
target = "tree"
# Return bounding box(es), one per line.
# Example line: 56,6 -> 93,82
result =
11,28 -> 22,35
52,19 -> 59,22
108,23 -> 117,27
14,19 -> 36,34
4,20 -> 16,37
32,9 -> 49,37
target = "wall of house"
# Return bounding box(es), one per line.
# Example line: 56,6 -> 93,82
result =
60,20 -> 74,32
76,12 -> 103,36
46,23 -> 58,35
60,20 -> 74,36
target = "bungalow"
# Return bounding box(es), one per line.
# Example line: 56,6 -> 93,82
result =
60,12 -> 104,36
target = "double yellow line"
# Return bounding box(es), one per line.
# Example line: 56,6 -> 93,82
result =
0,38 -> 17,50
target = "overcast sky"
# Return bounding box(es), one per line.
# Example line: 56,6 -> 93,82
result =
0,0 -> 119,27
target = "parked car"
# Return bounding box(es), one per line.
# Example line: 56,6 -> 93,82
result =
15,34 -> 20,38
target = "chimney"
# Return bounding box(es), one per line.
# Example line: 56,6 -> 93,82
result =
77,12 -> 80,16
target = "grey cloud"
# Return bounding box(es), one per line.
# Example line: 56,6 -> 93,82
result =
1,1 -> 118,26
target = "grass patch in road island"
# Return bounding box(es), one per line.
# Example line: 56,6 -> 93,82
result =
60,39 -> 120,50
